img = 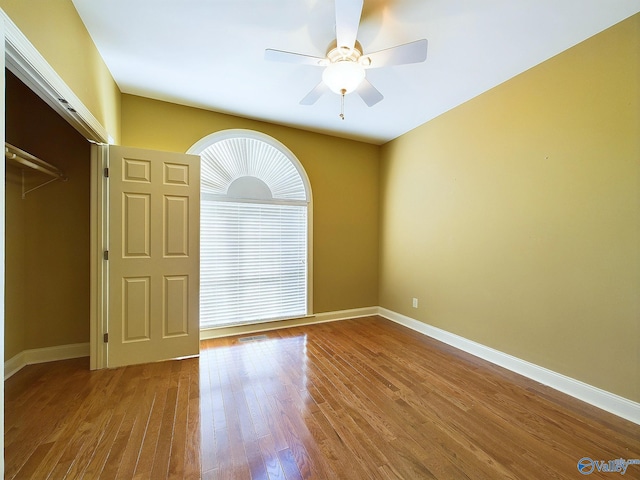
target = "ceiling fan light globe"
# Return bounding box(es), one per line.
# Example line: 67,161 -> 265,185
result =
322,61 -> 365,95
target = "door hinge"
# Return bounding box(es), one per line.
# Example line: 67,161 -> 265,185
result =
103,333 -> 109,343
103,167 -> 109,178
103,250 -> 109,261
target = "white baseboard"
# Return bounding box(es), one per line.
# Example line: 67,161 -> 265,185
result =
5,343 -> 90,380
379,307 -> 640,425
200,306 -> 378,340
314,306 -> 379,323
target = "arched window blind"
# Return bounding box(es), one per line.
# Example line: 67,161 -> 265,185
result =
194,131 -> 311,329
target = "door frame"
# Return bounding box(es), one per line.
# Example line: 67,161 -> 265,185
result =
1,9 -> 111,370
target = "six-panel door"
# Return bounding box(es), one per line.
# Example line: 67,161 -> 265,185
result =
108,145 -> 200,368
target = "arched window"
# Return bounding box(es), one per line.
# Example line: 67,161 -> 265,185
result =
188,130 -> 312,329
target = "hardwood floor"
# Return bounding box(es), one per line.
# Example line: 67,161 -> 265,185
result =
5,316 -> 640,479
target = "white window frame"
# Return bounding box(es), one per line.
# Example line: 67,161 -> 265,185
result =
187,129 -> 313,328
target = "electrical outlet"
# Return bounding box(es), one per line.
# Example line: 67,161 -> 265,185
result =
412,297 -> 418,308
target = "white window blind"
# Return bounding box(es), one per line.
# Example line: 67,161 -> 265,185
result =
198,132 -> 311,329
201,200 -> 307,328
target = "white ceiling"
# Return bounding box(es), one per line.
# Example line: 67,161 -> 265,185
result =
72,0 -> 640,145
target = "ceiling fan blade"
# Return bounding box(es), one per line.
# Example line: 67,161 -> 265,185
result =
300,82 -> 329,105
365,39 -> 428,68
356,79 -> 383,107
335,0 -> 363,50
264,49 -> 326,66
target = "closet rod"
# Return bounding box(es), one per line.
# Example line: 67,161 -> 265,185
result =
5,142 -> 67,181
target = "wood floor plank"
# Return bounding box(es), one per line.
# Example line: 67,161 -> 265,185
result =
150,385 -> 179,479
198,348 -> 218,475
83,366 -> 147,479
114,365 -> 162,479
257,434 -> 287,480
11,441 -> 54,480
132,365 -> 172,478
276,447 -> 304,480
184,360 -> 202,480
167,381 -> 189,478
5,316 -> 640,479
102,371 -> 152,478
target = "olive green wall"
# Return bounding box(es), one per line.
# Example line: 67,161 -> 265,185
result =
0,0 -> 121,142
379,15 -> 640,402
3,0 -> 637,406
121,94 -> 380,314
5,71 -> 91,361
4,164 -> 25,360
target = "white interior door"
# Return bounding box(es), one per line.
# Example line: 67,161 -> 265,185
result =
107,145 -> 200,368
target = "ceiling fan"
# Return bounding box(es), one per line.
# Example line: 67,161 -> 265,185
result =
264,0 -> 428,119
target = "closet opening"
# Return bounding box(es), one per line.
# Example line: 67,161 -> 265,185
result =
4,69 -> 92,377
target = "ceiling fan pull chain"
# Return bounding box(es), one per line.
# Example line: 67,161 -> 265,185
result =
340,88 -> 346,120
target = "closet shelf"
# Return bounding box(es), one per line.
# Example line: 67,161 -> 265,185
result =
5,142 -> 68,198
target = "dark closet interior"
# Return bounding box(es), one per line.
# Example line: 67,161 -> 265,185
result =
5,69 -> 91,363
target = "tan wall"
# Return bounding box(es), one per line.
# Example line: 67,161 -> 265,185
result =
121,95 -> 380,314
5,71 -> 90,360
0,0 -> 121,142
4,0 -> 635,405
4,166 -> 25,359
379,15 -> 640,401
